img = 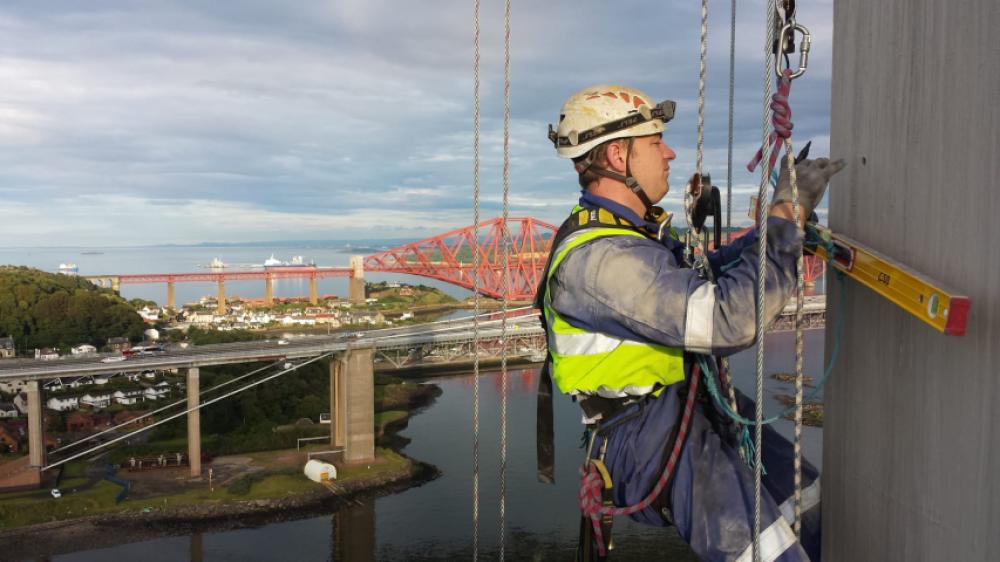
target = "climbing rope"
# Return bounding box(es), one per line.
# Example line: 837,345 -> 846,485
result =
470,0 -> 482,557
498,0 -> 512,557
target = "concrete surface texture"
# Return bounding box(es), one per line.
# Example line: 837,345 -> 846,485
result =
825,0 -> 999,560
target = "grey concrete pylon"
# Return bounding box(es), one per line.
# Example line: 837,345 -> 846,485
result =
187,367 -> 201,477
331,346 -> 375,463
26,380 -> 45,468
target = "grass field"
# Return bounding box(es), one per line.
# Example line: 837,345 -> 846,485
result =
0,448 -> 411,530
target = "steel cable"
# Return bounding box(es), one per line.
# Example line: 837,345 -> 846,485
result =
498,0 -> 512,557
471,0 -> 482,557
754,3 -> 779,560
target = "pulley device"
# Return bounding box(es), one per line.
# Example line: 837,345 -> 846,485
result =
683,173 -> 722,279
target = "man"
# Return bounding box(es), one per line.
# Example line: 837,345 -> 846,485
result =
539,84 -> 844,561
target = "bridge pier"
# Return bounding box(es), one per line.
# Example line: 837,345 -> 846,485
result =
187,367 -> 201,477
309,275 -> 319,305
330,346 -> 374,463
349,256 -> 365,305
111,277 -> 120,294
26,380 -> 45,469
265,275 -> 274,307
166,281 -> 176,313
216,280 -> 226,315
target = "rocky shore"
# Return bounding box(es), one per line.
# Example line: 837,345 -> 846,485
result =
0,456 -> 439,560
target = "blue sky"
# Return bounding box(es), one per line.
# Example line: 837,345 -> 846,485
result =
0,0 -> 834,247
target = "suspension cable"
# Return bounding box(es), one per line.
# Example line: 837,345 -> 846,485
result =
43,353 -> 333,471
471,0 -> 482,557
498,0 -> 512,557
49,359 -> 285,455
753,3 -> 779,559
726,0 -> 736,243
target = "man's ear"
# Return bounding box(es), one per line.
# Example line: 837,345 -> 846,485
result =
605,140 -> 628,173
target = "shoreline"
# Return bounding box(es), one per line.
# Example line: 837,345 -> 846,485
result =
0,455 -> 439,560
0,381 -> 446,559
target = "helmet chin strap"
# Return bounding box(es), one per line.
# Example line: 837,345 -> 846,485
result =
584,138 -> 655,215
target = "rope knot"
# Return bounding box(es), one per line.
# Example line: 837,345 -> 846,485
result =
746,68 -> 796,173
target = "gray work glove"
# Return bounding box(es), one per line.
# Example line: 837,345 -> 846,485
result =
772,157 -> 847,218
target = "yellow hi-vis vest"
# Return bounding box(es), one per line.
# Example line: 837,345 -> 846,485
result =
542,218 -> 686,396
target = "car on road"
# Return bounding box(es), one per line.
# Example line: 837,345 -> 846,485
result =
277,339 -> 289,345
101,355 -> 126,363
50,488 -> 62,498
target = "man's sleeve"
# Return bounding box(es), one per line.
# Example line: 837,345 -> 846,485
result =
548,217 -> 802,356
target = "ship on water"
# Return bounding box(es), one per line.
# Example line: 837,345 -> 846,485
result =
58,263 -> 78,275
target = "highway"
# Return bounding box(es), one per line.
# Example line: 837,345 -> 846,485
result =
0,309 -> 544,381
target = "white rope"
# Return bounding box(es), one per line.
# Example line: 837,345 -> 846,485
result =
498,0 -> 512,557
754,2 -> 779,560
786,137 -> 805,538
471,0 -> 482,557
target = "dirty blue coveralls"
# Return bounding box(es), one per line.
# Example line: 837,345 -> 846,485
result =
548,192 -> 821,561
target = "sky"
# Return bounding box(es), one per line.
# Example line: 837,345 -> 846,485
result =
0,0 -> 835,247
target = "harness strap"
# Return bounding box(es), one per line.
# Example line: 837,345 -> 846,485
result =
578,361 -> 704,558
535,205 -> 652,484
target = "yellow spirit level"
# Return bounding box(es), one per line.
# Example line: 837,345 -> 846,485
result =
748,196 -> 970,336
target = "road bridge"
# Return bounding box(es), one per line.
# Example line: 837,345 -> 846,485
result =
0,311 -> 542,490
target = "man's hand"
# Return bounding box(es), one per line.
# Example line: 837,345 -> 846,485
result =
771,157 -> 846,222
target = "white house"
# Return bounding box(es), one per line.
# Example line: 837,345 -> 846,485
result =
13,393 -> 28,415
93,375 -> 110,385
113,389 -> 144,406
71,344 -> 97,356
0,402 -> 18,418
35,348 -> 60,360
80,392 -> 113,408
143,328 -> 160,341
138,307 -> 161,322
65,376 -> 94,389
42,379 -> 64,392
46,395 -> 80,412
144,383 -> 171,401
0,378 -> 28,394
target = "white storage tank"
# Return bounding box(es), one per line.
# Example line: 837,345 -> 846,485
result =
303,459 -> 337,483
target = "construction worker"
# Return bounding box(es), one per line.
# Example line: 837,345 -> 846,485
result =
538,84 -> 844,561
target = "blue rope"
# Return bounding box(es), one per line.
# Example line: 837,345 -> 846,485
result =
700,230 -> 846,428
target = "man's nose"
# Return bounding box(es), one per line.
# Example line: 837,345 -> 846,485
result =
662,143 -> 676,161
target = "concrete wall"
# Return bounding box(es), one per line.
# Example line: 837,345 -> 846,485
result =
341,346 -> 375,463
825,1 -> 1000,560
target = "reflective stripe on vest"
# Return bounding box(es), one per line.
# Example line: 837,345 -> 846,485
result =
543,227 -> 685,396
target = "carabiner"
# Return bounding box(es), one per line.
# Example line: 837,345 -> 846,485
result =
774,22 -> 811,79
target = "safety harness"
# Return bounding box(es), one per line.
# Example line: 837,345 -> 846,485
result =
534,204 -> 705,560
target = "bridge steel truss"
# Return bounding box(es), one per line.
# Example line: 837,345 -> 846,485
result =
374,329 -> 547,370
363,217 -> 557,301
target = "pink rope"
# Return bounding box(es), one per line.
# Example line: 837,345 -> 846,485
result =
578,364 -> 703,557
747,68 -> 794,173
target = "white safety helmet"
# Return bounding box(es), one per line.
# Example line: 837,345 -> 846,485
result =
548,84 -> 676,160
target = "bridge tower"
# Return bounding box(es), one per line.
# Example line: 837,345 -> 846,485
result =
825,0 -> 998,559
329,346 -> 375,463
349,256 -> 365,304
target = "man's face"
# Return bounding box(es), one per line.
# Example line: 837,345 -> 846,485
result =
628,134 -> 676,204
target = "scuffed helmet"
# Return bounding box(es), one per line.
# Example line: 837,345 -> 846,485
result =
548,84 -> 676,159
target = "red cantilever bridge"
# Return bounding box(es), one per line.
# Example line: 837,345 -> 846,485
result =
85,217 -> 825,311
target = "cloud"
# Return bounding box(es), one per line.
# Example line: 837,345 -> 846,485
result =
0,0 -> 834,246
